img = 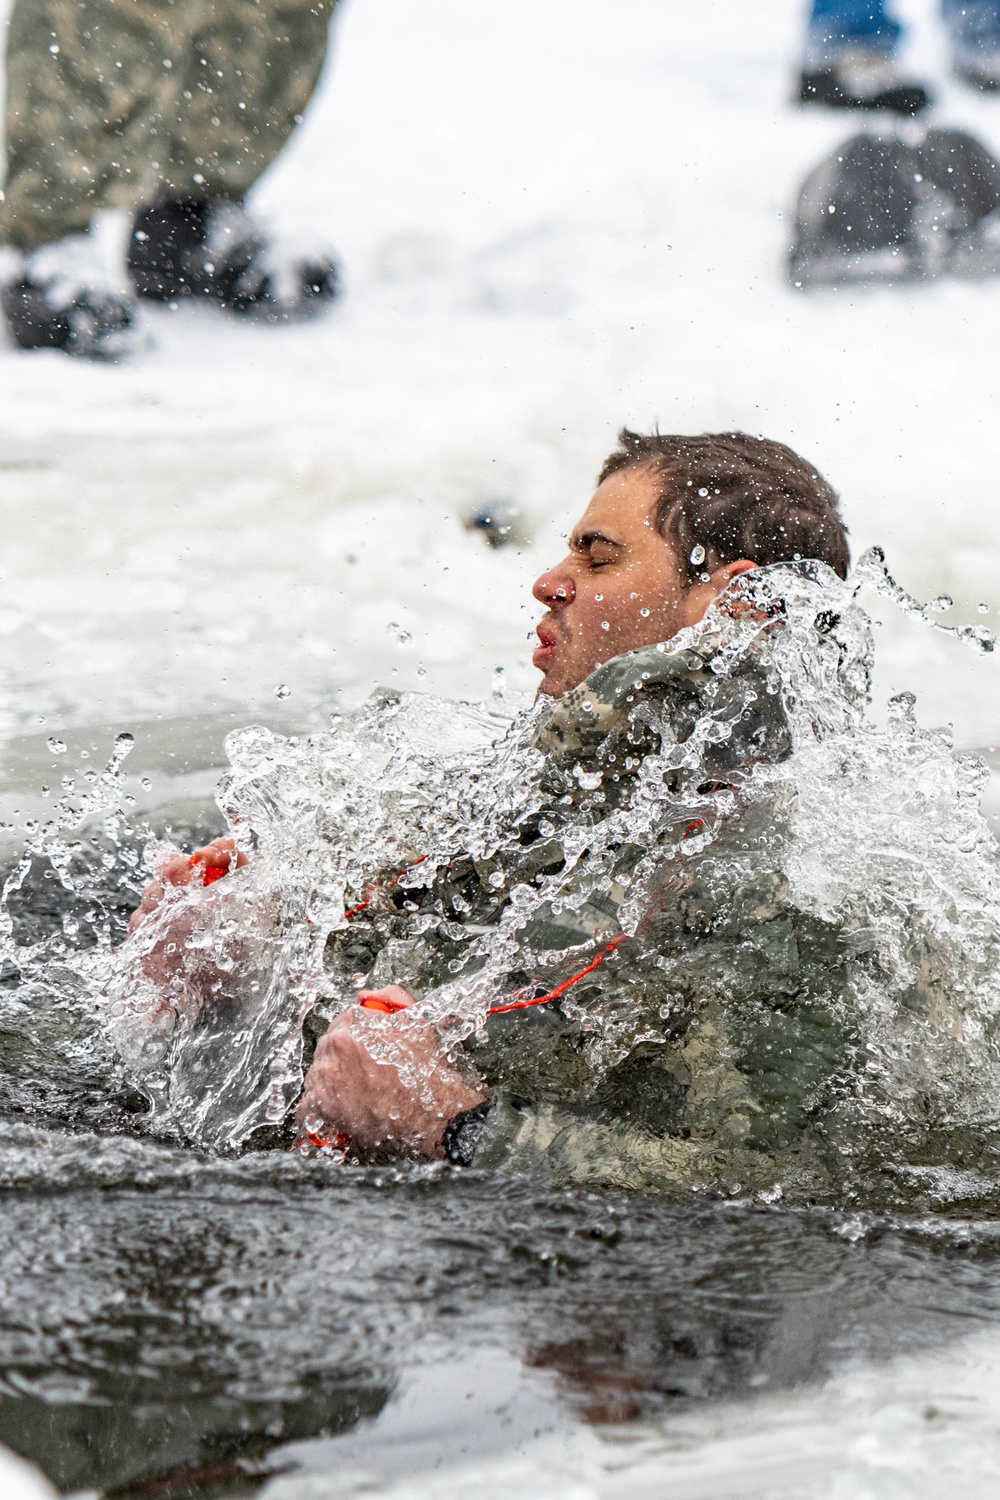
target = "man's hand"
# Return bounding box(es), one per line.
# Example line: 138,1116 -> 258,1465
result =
128,837 -> 248,936
124,836 -> 251,999
296,989 -> 487,1159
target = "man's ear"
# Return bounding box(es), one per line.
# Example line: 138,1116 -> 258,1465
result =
717,559 -> 758,585
714,559 -> 762,620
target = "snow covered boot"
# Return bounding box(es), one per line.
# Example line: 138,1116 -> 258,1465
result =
915,128 -> 1000,274
128,198 -> 339,320
947,0 -> 1000,91
952,43 -> 1000,90
789,128 -> 1000,285
798,47 -> 931,115
789,133 -> 922,285
0,229 -> 137,359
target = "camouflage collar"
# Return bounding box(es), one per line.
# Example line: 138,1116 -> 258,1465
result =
532,630 -> 723,767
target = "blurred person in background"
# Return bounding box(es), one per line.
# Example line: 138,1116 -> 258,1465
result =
800,0 -> 1000,113
0,0 -> 341,358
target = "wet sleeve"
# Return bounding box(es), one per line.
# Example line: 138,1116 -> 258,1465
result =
465,1093 -> 724,1193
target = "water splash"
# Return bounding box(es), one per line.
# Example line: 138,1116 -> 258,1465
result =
4,551 -> 1000,1197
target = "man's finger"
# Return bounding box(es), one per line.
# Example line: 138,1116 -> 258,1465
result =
188,839 -> 249,886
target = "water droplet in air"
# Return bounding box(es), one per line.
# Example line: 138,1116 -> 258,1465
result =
928,595 -> 953,614
690,544 -> 706,565
387,622 -> 412,645
697,488 -> 709,498
47,737 -> 66,754
600,620 -> 610,631
274,684 -> 292,699
640,607 -> 650,618
979,604 -> 990,615
595,593 -> 603,602
139,776 -> 152,791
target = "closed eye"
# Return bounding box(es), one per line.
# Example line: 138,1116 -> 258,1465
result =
572,531 -> 624,569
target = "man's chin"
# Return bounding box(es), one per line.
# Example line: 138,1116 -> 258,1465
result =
535,664 -> 586,700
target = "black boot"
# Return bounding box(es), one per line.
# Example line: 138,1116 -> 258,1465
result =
128,198 -> 339,319
798,48 -> 931,116
0,232 -> 136,359
789,127 -> 1000,286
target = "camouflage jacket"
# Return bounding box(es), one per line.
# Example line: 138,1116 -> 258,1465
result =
319,629 -> 877,1201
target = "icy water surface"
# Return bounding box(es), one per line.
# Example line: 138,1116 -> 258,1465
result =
6,1137 -> 1000,1497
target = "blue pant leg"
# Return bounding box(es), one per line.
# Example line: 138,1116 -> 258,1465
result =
805,0 -> 904,66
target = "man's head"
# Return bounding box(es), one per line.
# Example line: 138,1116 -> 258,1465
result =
532,429 -> 849,698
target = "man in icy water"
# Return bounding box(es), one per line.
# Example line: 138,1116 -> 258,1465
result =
128,429 -> 862,1194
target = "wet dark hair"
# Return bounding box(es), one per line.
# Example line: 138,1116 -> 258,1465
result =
598,429 -> 850,582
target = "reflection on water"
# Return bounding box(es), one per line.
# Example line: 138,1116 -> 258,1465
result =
3,1137 -> 1000,1494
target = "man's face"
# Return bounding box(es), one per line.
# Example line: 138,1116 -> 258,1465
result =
532,465 -> 751,698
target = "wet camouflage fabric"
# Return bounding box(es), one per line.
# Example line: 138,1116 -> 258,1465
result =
532,628 -> 788,775
318,631 -> 892,1200
1,0 -> 336,249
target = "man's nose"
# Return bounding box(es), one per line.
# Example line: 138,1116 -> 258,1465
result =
533,566 -> 575,606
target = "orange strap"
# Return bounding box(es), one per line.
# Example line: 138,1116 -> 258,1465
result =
344,854 -> 430,920
358,992 -> 411,1013
485,934 -> 628,1015
303,1127 -> 352,1152
353,818 -> 710,1020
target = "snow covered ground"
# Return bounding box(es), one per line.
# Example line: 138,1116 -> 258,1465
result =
0,0 -> 999,752
4,0 -> 1000,1489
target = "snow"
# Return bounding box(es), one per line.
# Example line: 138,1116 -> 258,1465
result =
0,0 -> 999,762
0,1444 -> 56,1499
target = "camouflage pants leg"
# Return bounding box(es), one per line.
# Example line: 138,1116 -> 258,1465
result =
0,0 -> 336,250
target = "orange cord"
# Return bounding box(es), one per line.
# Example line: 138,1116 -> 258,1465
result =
485,934 -> 628,1015
320,801 -> 725,1147
352,812 -> 711,1020
358,992 -> 411,1013
343,853 -> 430,919
303,1127 -> 352,1152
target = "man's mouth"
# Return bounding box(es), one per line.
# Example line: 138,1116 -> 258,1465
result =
532,620 -> 558,669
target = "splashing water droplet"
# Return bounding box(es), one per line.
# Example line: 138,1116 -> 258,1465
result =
640,607 -> 650,618
600,620 -> 610,632
47,737 -> 66,755
690,544 -> 706,566
274,684 -> 292,699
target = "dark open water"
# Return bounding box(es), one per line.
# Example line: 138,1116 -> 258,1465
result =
3,1130 -> 1000,1496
